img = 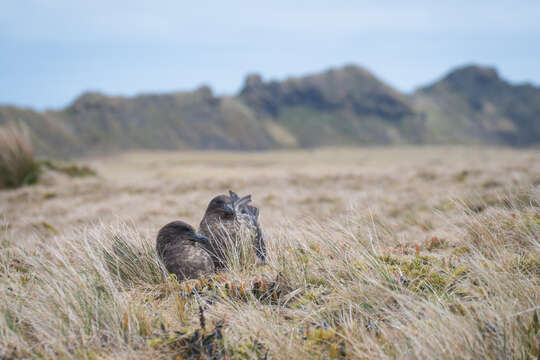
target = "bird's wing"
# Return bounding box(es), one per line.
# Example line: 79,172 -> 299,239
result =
229,191 -> 266,262
234,195 -> 252,212
244,204 -> 265,262
245,204 -> 259,219
229,190 -> 240,202
254,220 -> 266,262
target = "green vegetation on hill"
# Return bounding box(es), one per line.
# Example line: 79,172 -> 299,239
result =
1,64 -> 539,158
56,88 -> 280,154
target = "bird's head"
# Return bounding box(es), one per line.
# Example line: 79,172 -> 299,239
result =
158,221 -> 211,247
205,194 -> 236,219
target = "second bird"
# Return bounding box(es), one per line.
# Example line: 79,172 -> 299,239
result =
199,190 -> 266,270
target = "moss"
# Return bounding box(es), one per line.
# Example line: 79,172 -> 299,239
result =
170,275 -> 290,306
73,349 -> 104,360
309,327 -> 337,344
453,288 -> 471,298
147,337 -> 165,348
384,256 -> 457,295
427,236 -> 446,250
452,246 -> 471,256
510,254 -> 540,277
452,265 -> 469,278
228,339 -> 268,359
406,268 -> 448,293
425,273 -> 449,292
378,255 -> 401,266
454,170 -> 469,182
482,179 -> 501,188
300,325 -> 347,359
449,302 -> 467,315
40,221 -> 59,234
410,255 -> 434,266
41,160 -> 97,178
524,214 -> 540,233
299,196 -> 339,205
148,320 -> 270,360
360,302 -> 375,313
418,171 -> 438,181
43,192 -> 57,200
306,276 -> 331,287
295,287 -> 328,306
518,311 -> 540,359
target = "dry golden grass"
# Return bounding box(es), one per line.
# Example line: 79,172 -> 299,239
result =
0,123 -> 39,189
0,147 -> 539,359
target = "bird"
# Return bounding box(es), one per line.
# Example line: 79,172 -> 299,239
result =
199,190 -> 266,270
156,221 -> 215,281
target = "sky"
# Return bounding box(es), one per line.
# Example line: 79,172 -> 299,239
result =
1,1 -> 539,110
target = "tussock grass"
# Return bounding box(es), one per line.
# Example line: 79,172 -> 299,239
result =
0,123 -> 97,191
0,222 -> 172,358
0,123 -> 40,189
204,221 -> 262,274
0,148 -> 539,359
1,188 -> 539,359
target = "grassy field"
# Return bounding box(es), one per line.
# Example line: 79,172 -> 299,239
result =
1,147 -> 539,359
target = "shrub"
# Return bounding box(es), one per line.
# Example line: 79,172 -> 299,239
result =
0,123 -> 40,189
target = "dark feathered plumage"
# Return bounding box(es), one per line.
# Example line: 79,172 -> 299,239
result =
228,190 -> 266,262
156,221 -> 214,280
199,191 -> 266,269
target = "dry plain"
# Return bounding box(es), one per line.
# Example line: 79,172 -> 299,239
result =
1,147 -> 539,359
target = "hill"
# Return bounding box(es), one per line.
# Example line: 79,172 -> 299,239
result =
54,88 -> 288,154
413,65 -> 540,145
0,106 -> 82,158
1,64 -> 539,158
239,65 -> 425,146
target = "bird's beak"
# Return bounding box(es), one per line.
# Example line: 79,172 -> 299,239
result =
193,232 -> 211,247
225,203 -> 235,216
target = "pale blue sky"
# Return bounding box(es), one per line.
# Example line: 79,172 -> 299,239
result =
1,1 -> 539,110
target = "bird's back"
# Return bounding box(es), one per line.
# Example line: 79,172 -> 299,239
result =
161,241 -> 214,280
156,221 -> 214,280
